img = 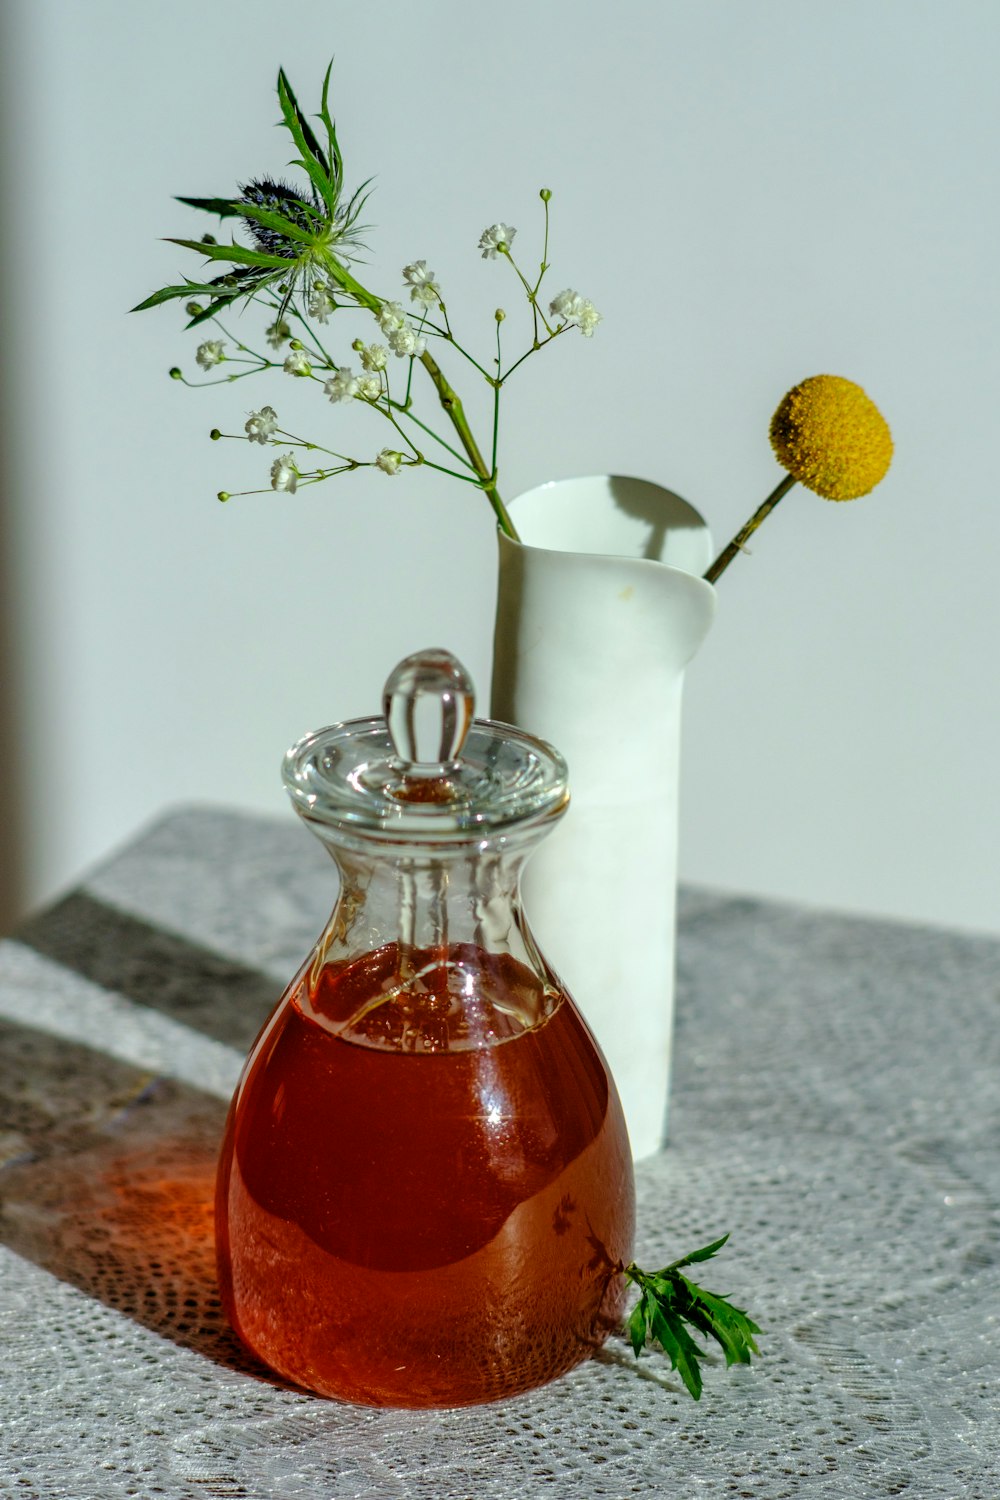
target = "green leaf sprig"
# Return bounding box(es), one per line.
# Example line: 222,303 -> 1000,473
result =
624,1234 -> 761,1399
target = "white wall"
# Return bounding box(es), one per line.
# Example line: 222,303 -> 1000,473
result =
2,0 -> 998,935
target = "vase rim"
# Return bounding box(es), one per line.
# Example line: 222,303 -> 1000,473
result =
500,473 -> 716,591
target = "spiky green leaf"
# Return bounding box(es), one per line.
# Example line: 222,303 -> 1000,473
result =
627,1296 -> 648,1358
318,60 -> 345,197
648,1303 -> 705,1401
175,196 -> 242,218
677,1278 -> 761,1366
277,67 -> 329,174
623,1235 -> 760,1399
129,281 -> 227,313
276,68 -> 335,211
668,1235 -> 730,1271
165,238 -> 295,270
234,199 -> 324,246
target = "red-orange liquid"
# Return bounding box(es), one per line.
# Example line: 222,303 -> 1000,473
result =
215,944 -> 634,1407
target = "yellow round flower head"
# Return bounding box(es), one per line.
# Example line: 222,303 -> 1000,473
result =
769,375 -> 893,501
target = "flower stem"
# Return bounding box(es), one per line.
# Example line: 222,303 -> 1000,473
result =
418,345 -> 519,539
323,252 -> 520,540
703,473 -> 797,584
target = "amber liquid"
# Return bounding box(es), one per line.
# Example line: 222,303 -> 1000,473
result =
215,943 -> 634,1407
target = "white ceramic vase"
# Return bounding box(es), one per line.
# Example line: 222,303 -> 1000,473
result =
490,475 -> 716,1159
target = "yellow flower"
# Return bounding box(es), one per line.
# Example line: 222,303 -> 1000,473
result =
769,375 -> 893,501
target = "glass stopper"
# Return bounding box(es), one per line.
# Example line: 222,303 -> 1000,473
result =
383,648 -> 476,769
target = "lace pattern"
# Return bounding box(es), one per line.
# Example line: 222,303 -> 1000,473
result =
1,809 -> 997,1498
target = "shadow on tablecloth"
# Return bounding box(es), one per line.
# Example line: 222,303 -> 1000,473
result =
1,894 -> 290,1385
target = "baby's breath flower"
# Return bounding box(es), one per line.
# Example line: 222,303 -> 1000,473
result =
266,320 -> 292,349
375,448 -> 403,475
195,339 -> 226,370
359,343 -> 389,372
308,282 -> 335,324
283,348 -> 312,377
377,302 -> 426,358
270,452 -> 298,493
377,301 -> 407,335
576,302 -> 601,337
549,289 -> 601,336
245,406 -> 278,444
356,373 -> 382,401
769,376 -> 893,501
478,223 -> 516,259
324,367 -> 361,403
388,325 -> 426,359
402,260 -> 441,306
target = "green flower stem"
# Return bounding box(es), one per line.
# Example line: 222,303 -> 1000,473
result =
438,333 -> 494,382
322,252 -> 520,540
281,298 -> 336,367
176,367 -> 269,388
703,472 -> 797,585
387,401 -> 474,469
535,194 -> 551,295
418,344 -> 519,537
492,318 -> 502,481
274,427 -> 355,463
500,328 -> 561,384
210,320 -> 273,364
415,458 -> 490,487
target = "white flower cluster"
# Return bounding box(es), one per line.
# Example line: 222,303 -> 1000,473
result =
478,223 -> 516,260
323,367 -> 381,403
195,339 -> 225,370
245,406 -> 278,444
308,282 -> 335,324
270,452 -> 298,493
266,321 -> 291,350
402,261 -> 440,307
375,448 -> 402,475
359,343 -> 388,372
283,348 -> 312,377
549,288 -> 601,337
377,301 -> 427,359
324,367 -> 360,403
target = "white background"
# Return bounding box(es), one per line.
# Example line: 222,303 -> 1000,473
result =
1,0 -> 997,935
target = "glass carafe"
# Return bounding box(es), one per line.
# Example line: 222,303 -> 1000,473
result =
215,649 -> 635,1407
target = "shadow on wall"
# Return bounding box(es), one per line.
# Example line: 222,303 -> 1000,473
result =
0,3 -> 28,935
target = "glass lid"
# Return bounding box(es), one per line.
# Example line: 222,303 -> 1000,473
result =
282,648 -> 569,844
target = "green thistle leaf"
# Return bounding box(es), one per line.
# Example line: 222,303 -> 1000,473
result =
318,61 -> 345,199
175,196 -> 243,219
130,282 -> 220,313
276,67 -> 335,211
165,238 -> 294,271
234,199 -> 324,248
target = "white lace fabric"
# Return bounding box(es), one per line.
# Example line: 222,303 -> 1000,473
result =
1,808 -> 997,1499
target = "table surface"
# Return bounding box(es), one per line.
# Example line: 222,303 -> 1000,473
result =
1,807 -> 997,1500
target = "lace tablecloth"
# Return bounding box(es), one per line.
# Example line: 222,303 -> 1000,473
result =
1,807 -> 997,1499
